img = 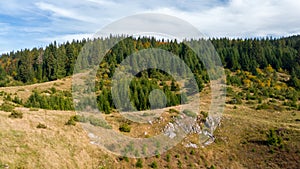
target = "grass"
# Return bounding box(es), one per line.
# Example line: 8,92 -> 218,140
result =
0,77 -> 299,168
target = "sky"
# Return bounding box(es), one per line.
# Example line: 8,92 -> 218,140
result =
0,0 -> 300,53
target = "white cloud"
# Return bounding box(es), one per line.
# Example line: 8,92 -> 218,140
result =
1,0 -> 300,53
85,0 -> 117,6
35,2 -> 97,23
148,0 -> 300,37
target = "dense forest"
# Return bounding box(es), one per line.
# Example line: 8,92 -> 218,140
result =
0,36 -> 300,112
0,36 -> 300,85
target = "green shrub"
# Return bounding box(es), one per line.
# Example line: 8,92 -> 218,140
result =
119,156 -> 129,162
200,111 -> 208,119
149,161 -> 158,168
208,165 -> 216,169
169,108 -> 179,114
266,129 -> 282,147
87,116 -> 112,129
166,154 -> 171,162
72,115 -> 88,123
256,103 -> 270,110
8,110 -> 23,119
136,159 -> 143,168
0,102 -> 14,112
65,118 -> 76,126
119,123 -> 131,132
29,108 -> 39,111
228,97 -> 242,104
65,115 -> 89,126
183,109 -> 197,118
177,160 -> 182,168
12,96 -> 22,105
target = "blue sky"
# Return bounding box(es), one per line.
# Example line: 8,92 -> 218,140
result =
0,0 -> 300,54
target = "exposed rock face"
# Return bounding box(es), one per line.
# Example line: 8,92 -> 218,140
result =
163,115 -> 203,139
162,114 -> 218,147
185,142 -> 198,148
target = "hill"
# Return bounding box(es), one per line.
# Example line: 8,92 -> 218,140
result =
0,36 -> 299,168
0,74 -> 299,168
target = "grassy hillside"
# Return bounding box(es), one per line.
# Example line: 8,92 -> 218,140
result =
0,74 -> 299,169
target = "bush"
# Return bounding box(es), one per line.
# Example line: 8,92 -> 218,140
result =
119,123 -> 131,132
0,102 -> 14,112
65,115 -> 89,126
183,109 -> 197,118
8,110 -> 23,119
169,108 -> 179,114
266,129 -> 282,147
228,97 -> 242,104
200,111 -> 208,119
166,154 -> 171,162
87,116 -> 112,129
36,123 -> 47,129
149,161 -> 158,168
12,96 -> 22,105
256,103 -> 270,110
119,156 -> 129,162
29,108 -> 39,111
65,118 -> 76,126
136,159 -> 143,168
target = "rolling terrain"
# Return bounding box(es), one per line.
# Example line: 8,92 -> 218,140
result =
0,75 -> 299,169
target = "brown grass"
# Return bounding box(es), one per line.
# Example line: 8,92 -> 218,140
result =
0,78 -> 299,169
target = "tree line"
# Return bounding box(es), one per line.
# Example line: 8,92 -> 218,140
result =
0,36 -> 299,86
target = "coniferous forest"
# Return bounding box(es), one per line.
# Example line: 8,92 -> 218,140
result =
1,36 -> 300,85
0,36 -> 300,112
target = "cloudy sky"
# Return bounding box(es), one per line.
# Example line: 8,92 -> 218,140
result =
0,0 -> 300,53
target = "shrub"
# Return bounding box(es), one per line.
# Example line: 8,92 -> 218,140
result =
155,152 -> 160,158
266,129 -> 282,147
208,165 -> 216,169
87,116 -> 112,129
177,160 -> 182,168
150,161 -> 158,168
65,118 -> 76,126
119,156 -> 129,162
166,154 -> 171,162
65,115 -> 90,126
169,108 -> 179,114
119,123 -> 131,132
8,110 -> 23,119
200,111 -> 208,119
29,108 -> 39,111
36,123 -> 47,129
256,103 -> 270,110
228,97 -> 242,104
12,96 -> 22,105
183,109 -> 197,118
0,102 -> 14,112
136,159 -> 143,168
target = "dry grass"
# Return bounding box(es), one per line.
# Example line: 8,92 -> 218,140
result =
0,77 -> 72,101
0,108 -> 115,169
0,78 -> 299,169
